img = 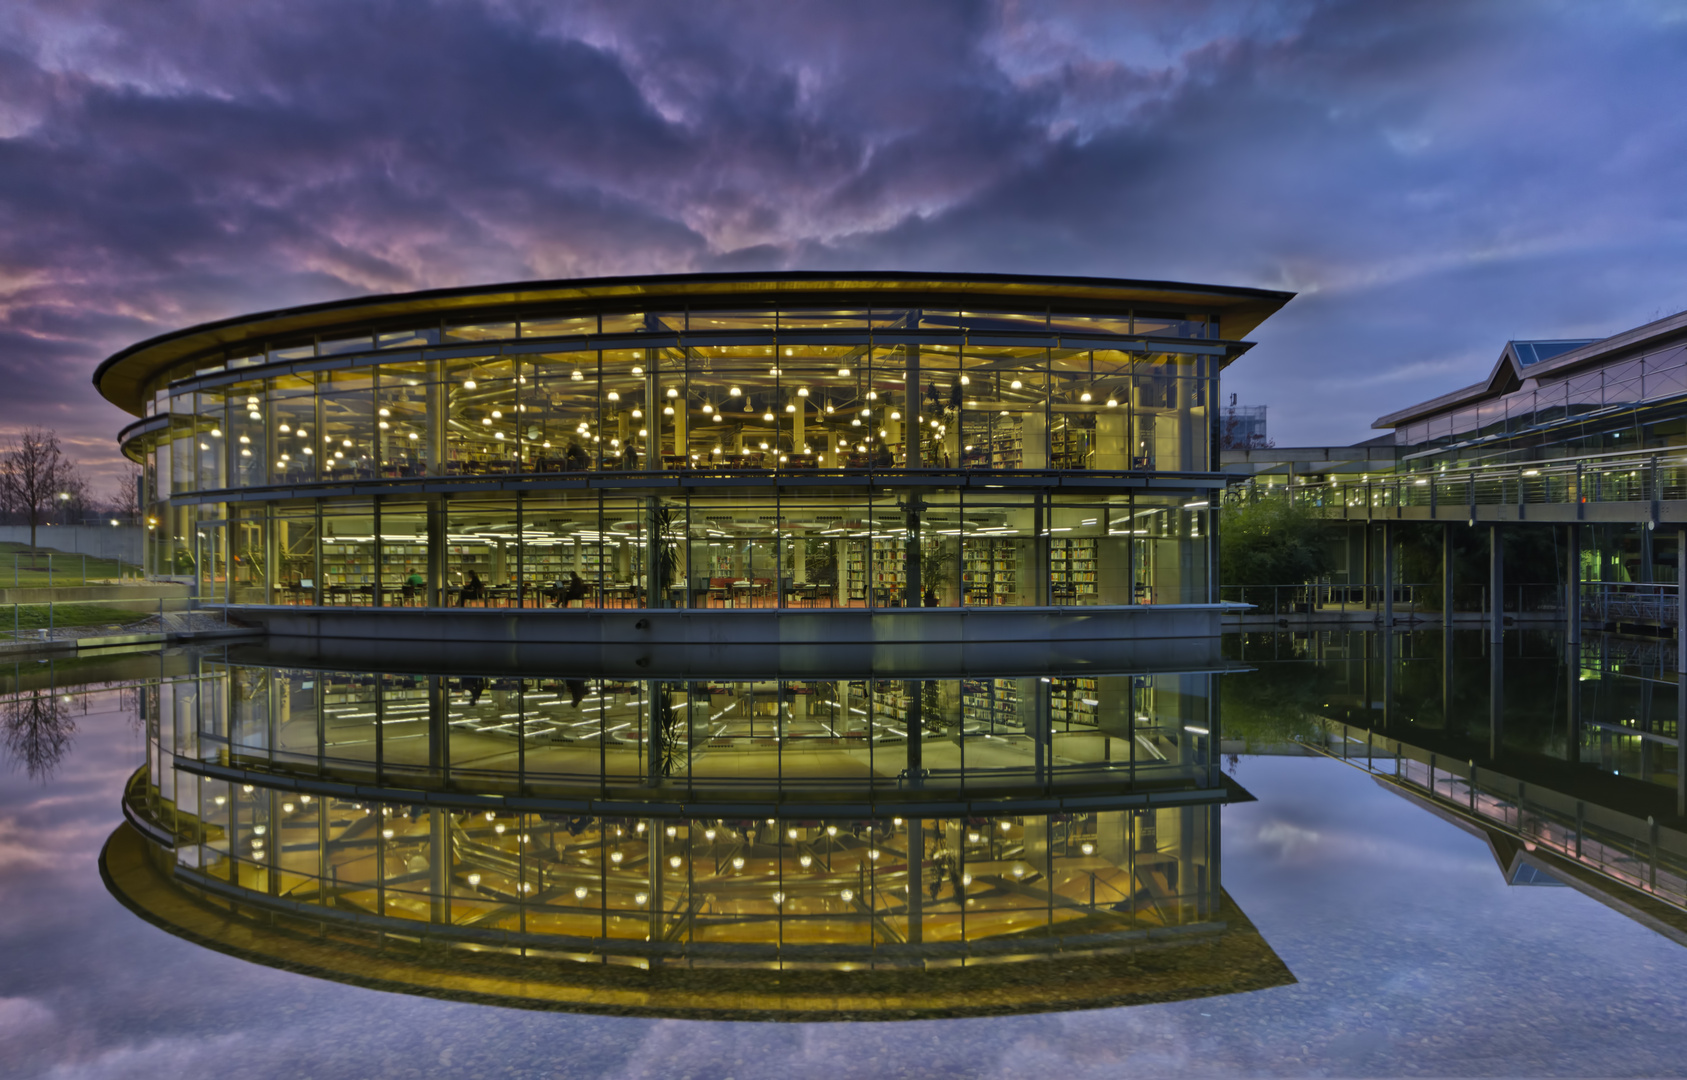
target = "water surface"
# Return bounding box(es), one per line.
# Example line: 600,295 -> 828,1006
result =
3,637 -> 1686,1077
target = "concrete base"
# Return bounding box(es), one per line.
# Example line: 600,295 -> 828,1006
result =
230,603 -> 1233,677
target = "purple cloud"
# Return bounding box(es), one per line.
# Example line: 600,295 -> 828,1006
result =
0,0 -> 1683,495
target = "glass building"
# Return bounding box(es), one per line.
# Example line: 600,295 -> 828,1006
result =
99,272 -> 1291,632
103,650 -> 1290,1018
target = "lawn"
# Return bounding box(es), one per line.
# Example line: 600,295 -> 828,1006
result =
0,541 -> 139,587
5,602 -> 158,635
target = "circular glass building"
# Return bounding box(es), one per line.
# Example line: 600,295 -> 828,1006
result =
103,651 -> 1288,1019
99,272 -> 1290,647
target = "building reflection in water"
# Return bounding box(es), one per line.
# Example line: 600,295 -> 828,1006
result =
1230,628 -> 1687,943
104,651 -> 1294,1020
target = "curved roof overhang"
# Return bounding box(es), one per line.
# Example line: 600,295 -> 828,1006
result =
103,821 -> 1293,1021
95,271 -> 1294,416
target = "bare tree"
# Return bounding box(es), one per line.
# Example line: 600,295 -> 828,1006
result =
106,463 -> 143,522
0,427 -> 79,550
3,690 -> 75,781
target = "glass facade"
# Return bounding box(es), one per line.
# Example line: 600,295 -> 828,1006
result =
173,662 -> 1219,798
119,654 -> 1236,994
106,278 -> 1264,610
176,488 -> 1208,608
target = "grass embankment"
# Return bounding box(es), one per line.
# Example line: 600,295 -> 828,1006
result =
0,541 -> 135,587
6,603 -> 157,634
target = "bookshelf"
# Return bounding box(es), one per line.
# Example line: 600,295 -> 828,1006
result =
1050,537 -> 1098,604
1049,676 -> 1099,729
378,540 -> 427,586
961,678 -> 1022,733
846,537 -> 907,604
1049,420 -> 1092,469
962,538 -> 1018,606
321,540 -> 374,590
960,416 -> 1022,469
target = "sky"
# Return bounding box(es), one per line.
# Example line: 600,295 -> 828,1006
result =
3,0 -> 1687,497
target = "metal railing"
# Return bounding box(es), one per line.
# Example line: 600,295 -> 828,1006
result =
1220,581 -> 1566,617
3,552 -> 141,587
0,596 -> 204,645
1227,448 -> 1687,518
1583,581 -> 1682,627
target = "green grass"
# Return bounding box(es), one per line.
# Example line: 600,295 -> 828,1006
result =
0,541 -> 136,587
5,603 -> 157,634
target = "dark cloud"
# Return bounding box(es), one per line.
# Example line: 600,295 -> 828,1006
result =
0,0 -> 1684,491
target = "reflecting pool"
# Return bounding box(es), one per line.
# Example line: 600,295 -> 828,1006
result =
5,633 -> 1687,1075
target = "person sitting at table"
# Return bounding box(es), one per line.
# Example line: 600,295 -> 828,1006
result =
564,441 -> 589,471
403,567 -> 424,605
561,571 -> 589,607
458,569 -> 485,607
